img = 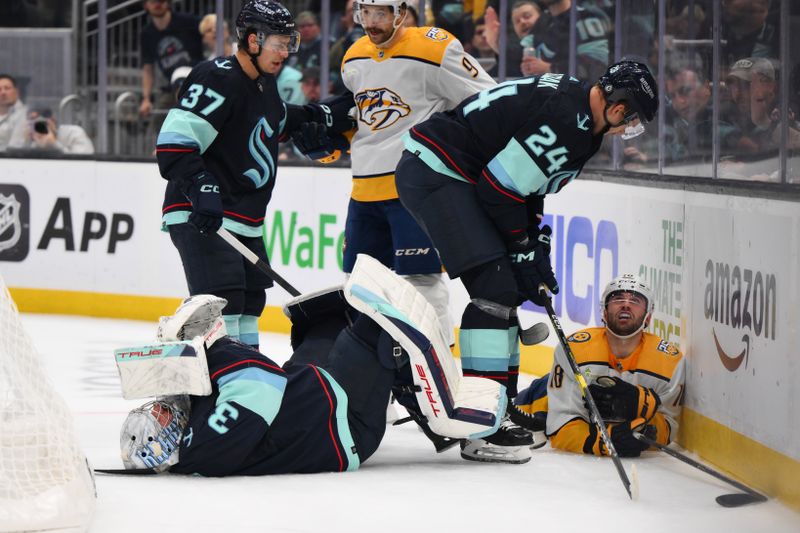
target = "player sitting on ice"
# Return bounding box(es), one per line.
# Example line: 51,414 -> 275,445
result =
515,274 -> 686,457
116,255 -> 510,475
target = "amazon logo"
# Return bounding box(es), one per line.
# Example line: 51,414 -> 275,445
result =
704,260 -> 776,372
354,88 -> 411,131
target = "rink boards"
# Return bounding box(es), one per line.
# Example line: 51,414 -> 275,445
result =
0,157 -> 797,509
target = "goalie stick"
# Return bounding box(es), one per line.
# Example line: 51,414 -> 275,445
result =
633,433 -> 768,508
538,284 -> 636,500
217,227 -> 301,297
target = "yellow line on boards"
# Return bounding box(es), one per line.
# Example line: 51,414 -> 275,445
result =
679,408 -> 800,511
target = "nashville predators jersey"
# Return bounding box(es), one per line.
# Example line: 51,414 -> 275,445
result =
545,327 -> 685,456
341,26 -> 495,202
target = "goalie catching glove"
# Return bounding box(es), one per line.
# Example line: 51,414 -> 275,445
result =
508,225 -> 559,306
589,376 -> 661,423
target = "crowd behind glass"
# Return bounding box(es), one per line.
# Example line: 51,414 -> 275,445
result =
0,0 -> 797,183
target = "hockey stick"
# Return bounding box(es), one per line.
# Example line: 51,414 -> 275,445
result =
217,227 -> 301,297
633,434 -> 768,507
538,284 -> 636,500
472,299 -> 549,345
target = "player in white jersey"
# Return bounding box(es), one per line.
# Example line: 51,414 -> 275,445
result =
339,0 -> 496,346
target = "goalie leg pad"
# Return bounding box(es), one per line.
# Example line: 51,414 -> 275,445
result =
345,254 -> 506,440
283,285 -> 355,349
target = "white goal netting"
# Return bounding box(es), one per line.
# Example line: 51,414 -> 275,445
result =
0,275 -> 95,532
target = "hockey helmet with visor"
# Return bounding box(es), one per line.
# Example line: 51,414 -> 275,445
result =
354,0 -> 407,27
601,274 -> 654,339
236,0 -> 300,53
598,60 -> 658,140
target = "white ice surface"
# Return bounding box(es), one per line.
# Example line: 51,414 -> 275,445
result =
20,313 -> 800,533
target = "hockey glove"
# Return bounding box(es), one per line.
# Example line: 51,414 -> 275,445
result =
608,418 -> 656,457
291,121 -> 335,160
589,376 -> 661,423
508,225 -> 559,306
182,172 -> 223,235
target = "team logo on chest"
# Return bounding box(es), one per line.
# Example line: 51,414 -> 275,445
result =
354,88 -> 411,131
244,117 -> 276,188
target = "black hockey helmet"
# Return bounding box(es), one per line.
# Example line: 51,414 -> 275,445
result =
236,0 -> 300,52
598,60 -> 658,123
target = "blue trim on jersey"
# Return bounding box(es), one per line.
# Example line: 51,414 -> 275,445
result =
239,315 -> 259,346
317,367 -> 361,471
402,132 -> 468,183
223,314 -> 242,340
508,325 -> 520,367
156,131 -> 200,148
279,102 -> 288,135
487,137 -> 548,195
159,108 -> 219,154
216,367 -> 287,426
459,328 -> 513,372
160,217 -> 263,237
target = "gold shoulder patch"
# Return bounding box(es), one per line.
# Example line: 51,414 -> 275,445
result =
656,340 -> 681,357
424,27 -> 450,42
568,331 -> 591,343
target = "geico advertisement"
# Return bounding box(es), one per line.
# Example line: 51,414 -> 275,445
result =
521,181 -> 687,346
687,201 -> 797,459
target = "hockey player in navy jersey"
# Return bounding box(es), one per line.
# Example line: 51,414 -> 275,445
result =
156,0 -> 348,350
118,256 -> 510,475
394,60 -> 659,464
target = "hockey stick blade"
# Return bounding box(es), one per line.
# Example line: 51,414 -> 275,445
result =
634,433 -> 768,507
94,467 -> 159,475
520,321 -> 549,345
715,493 -> 768,508
217,227 -> 301,296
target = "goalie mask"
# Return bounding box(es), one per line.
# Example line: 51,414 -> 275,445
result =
120,398 -> 189,472
601,274 -> 654,339
157,294 -> 228,345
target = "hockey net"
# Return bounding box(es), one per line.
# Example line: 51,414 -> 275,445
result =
0,274 -> 95,532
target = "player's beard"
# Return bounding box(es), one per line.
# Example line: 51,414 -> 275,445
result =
606,310 -> 645,337
365,24 -> 394,46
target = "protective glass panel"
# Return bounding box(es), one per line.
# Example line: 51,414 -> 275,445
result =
716,0 -> 782,182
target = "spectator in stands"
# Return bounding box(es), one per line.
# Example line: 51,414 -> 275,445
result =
519,0 -> 611,81
300,67 -> 323,103
0,74 -> 27,152
199,14 -> 236,59
329,0 -> 365,92
719,0 -> 778,72
662,65 -> 716,163
277,64 -> 306,105
469,17 -> 496,64
170,65 -> 193,102
8,108 -> 94,155
404,4 -> 420,27
482,1 -> 541,77
139,0 -> 203,117
287,11 -> 324,71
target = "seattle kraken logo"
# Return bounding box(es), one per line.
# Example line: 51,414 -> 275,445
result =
244,117 -> 276,188
354,88 -> 411,131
